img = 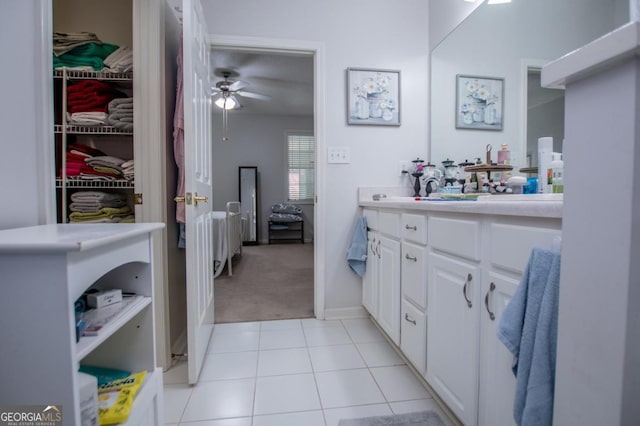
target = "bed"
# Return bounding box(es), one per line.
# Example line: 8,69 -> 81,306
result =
212,201 -> 243,278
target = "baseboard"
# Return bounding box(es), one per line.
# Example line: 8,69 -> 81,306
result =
323,306 -> 368,320
171,328 -> 187,357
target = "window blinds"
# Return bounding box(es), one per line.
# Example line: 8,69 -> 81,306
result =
287,133 -> 315,201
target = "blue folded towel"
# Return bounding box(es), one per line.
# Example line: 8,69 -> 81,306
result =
347,216 -> 368,277
497,248 -> 561,426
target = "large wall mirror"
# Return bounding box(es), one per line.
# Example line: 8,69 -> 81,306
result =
430,0 -> 628,170
239,166 -> 258,245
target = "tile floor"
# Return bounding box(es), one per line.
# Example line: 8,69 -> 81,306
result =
163,317 -> 453,426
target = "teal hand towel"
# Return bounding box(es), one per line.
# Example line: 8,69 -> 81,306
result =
347,216 -> 368,277
497,248 -> 561,426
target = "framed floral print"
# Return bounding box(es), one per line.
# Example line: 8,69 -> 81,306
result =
456,75 -> 504,131
347,68 -> 400,126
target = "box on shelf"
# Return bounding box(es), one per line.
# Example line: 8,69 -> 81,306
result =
87,289 -> 122,309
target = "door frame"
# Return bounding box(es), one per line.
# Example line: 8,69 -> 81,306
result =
208,34 -> 326,319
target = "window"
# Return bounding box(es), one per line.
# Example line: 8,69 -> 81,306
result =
286,131 -> 315,202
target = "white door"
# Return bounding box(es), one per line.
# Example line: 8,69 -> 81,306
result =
478,271 -> 518,426
427,251 -> 480,426
182,0 -> 214,385
376,235 -> 401,345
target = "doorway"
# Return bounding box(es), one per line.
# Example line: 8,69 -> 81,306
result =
208,40 -> 324,322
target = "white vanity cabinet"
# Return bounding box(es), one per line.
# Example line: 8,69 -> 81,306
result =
426,214 -> 482,425
362,209 -> 401,344
477,218 -> 561,426
0,223 -> 164,426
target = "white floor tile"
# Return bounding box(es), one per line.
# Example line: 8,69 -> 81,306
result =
323,404 -> 392,426
304,326 -> 353,347
181,378 -> 255,422
214,322 -> 261,334
260,319 -> 302,330
259,328 -> 306,350
163,383 -> 192,424
355,341 -> 406,367
308,344 -> 366,372
370,365 -> 432,402
163,358 -> 188,384
199,351 -> 258,381
301,318 -> 344,329
341,319 -> 386,343
257,347 -> 312,376
208,330 -> 260,353
389,399 -> 455,426
178,418 -> 252,426
253,373 -> 321,415
315,369 -> 386,408
252,410 -> 325,426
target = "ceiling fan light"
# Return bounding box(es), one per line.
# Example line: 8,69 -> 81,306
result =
214,95 -> 237,110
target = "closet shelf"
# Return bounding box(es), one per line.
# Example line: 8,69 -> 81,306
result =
54,68 -> 133,81
55,124 -> 133,135
56,178 -> 134,188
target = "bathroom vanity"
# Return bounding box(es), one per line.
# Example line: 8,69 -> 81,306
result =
359,189 -> 562,426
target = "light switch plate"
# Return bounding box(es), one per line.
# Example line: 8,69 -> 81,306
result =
328,146 -> 351,164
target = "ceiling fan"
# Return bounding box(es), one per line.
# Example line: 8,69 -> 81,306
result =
211,69 -> 271,141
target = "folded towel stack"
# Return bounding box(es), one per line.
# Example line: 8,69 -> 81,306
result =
121,160 -> 135,182
103,46 -> 133,73
67,80 -> 127,114
53,32 -> 119,71
68,191 -> 133,223
107,97 -> 134,131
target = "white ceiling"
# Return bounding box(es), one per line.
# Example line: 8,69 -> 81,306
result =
210,49 -> 314,116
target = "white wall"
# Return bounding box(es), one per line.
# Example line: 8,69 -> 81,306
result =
202,0 -> 429,312
430,0 -> 625,171
212,113 -> 314,243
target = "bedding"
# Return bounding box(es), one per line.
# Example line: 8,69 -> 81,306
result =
269,212 -> 303,222
271,203 -> 302,214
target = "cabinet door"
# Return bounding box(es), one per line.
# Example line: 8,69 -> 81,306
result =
363,231 -> 378,318
401,299 -> 427,374
377,235 -> 401,344
402,241 -> 428,310
427,251 -> 480,426
478,271 -> 518,426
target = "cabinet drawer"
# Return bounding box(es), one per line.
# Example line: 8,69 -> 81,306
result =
401,213 -> 427,244
378,210 -> 401,238
363,208 -> 378,231
401,242 -> 428,309
429,215 -> 480,261
489,222 -> 561,274
401,299 -> 427,375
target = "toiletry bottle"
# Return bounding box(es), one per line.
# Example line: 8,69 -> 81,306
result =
550,152 -> 564,193
538,137 -> 553,193
497,144 -> 510,165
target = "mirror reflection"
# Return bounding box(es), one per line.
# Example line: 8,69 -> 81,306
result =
239,166 -> 258,245
430,0 -> 627,170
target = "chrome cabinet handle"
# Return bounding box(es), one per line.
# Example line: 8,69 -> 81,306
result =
462,273 -> 473,308
376,240 -> 381,258
484,282 -> 496,320
405,253 -> 417,262
405,224 -> 417,231
404,313 -> 417,325
370,239 -> 376,257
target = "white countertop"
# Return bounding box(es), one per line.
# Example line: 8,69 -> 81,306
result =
0,223 -> 165,253
359,188 -> 562,219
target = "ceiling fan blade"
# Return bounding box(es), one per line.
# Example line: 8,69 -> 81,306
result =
236,90 -> 271,101
228,80 -> 249,91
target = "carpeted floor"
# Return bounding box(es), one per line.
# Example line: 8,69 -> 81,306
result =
214,243 -> 314,323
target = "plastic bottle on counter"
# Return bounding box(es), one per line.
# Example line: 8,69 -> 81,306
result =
550,152 -> 564,193
538,137 -> 553,194
497,143 -> 510,165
